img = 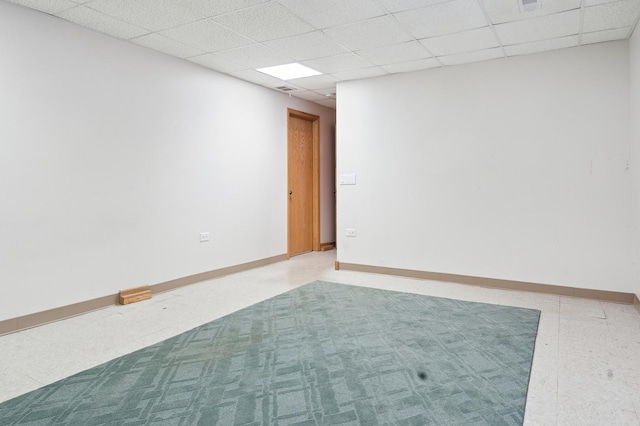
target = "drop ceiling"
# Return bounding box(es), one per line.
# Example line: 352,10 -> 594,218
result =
8,0 -> 640,109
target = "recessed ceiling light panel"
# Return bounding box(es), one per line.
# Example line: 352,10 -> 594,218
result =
256,63 -> 322,80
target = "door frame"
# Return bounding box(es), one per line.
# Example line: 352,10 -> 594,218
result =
287,108 -> 321,258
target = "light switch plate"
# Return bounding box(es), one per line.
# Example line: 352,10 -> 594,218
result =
200,232 -> 210,242
345,228 -> 356,237
339,174 -> 356,185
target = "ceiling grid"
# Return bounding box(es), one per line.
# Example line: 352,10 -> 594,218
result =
7,0 -> 640,109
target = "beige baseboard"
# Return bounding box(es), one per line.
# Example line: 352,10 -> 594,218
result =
634,294 -> 640,315
0,294 -> 119,337
337,262 -> 636,305
150,254 -> 287,294
0,253 -> 287,337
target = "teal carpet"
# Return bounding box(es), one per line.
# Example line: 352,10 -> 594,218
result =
0,281 -> 540,425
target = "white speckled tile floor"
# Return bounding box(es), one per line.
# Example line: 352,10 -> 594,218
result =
0,250 -> 639,425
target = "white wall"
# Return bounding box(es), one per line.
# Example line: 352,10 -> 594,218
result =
337,42 -> 633,293
631,27 -> 640,299
0,2 -> 335,321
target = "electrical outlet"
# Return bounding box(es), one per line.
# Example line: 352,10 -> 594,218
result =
345,228 -> 356,237
200,232 -> 210,242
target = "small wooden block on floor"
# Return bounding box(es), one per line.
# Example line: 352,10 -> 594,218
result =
119,286 -> 152,305
320,243 -> 334,251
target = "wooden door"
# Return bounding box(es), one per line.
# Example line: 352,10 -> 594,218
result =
288,109 -> 320,257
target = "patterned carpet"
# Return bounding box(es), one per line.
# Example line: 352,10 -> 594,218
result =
0,281 -> 540,425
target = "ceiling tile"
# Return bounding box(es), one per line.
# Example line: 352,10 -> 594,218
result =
381,58 -> 441,73
9,0 -> 78,15
420,27 -> 499,57
316,89 -> 338,97
292,91 -> 329,101
330,67 -> 388,81
377,0 -> 450,13
483,0 -> 581,25
494,9 -> 580,45
87,0 -> 205,32
161,19 -> 253,52
213,2 -> 313,42
582,27 -> 631,44
394,0 -> 488,39
215,44 -> 293,68
315,98 -> 336,109
277,0 -> 386,29
504,35 -> 577,56
323,15 -> 413,51
229,69 -> 283,85
58,6 -> 149,40
287,74 -> 337,90
171,0 -> 269,18
584,0 -> 624,5
302,53 -> 373,74
438,47 -> 504,66
583,0 -> 640,33
131,33 -> 205,58
356,41 -> 431,65
11,0 -> 76,14
188,53 -> 246,73
263,31 -> 348,61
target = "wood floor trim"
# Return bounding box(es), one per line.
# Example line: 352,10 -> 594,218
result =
0,254 -> 287,337
320,242 -> 335,251
337,262 -> 636,305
